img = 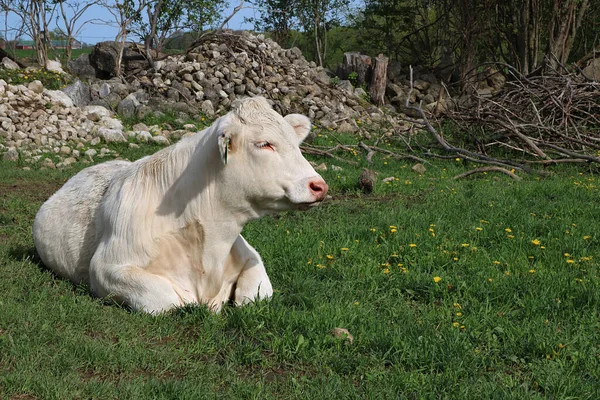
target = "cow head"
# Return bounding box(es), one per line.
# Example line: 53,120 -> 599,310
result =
216,97 -> 328,216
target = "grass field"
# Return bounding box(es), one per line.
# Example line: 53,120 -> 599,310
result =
1,129 -> 599,399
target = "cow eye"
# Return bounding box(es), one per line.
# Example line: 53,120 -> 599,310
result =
255,141 -> 274,151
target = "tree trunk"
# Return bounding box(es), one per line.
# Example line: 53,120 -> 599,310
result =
547,0 -> 590,68
369,53 -> 388,106
337,52 -> 372,86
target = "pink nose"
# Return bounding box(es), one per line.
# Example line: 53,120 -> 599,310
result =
308,179 -> 328,201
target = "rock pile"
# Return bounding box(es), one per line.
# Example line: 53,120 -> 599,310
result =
87,31 -> 411,135
0,78 -> 193,167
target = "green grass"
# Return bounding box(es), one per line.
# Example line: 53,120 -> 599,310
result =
1,130 -> 600,399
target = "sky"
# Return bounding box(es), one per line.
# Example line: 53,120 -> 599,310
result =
1,2 -> 255,45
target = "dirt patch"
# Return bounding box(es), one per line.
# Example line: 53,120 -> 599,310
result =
0,180 -> 64,203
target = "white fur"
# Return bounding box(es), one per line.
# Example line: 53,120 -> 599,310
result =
33,97 -> 327,314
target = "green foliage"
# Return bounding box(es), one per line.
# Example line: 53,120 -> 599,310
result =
1,127 -> 600,398
0,68 -> 72,90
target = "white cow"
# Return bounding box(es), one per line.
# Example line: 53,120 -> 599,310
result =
33,97 -> 328,314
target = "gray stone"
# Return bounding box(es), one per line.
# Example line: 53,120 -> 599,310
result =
44,90 -> 74,108
67,53 -> 96,80
117,94 -> 140,118
2,147 -> 18,161
84,149 -> 97,159
1,57 -> 19,70
27,80 -> 44,94
62,80 -> 92,107
151,135 -> 170,145
97,127 -> 126,143
40,158 -> 56,169
412,163 -> 426,174
201,99 -> 215,118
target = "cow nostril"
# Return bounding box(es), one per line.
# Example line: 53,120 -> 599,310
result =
310,181 -> 323,193
308,180 -> 328,200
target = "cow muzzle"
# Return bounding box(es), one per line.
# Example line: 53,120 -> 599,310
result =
308,178 -> 328,202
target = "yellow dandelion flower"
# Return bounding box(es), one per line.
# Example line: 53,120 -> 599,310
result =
453,257 -> 459,261
383,268 -> 390,274
505,228 -> 512,233
456,312 -> 463,317
493,261 -> 501,265
397,263 -> 403,267
529,269 -> 536,273
341,248 -> 349,251
455,158 -> 461,161
381,262 -> 390,267
461,243 -> 470,247
566,259 -> 575,264
409,243 -> 417,248
453,302 -> 462,309
370,228 -> 377,232
505,271 -> 511,276
488,278 -> 493,282
353,301 -> 359,305
452,322 -> 460,327
390,225 -> 397,229
326,255 -> 334,260
390,228 -> 397,233
531,239 -> 541,246
475,227 -> 483,231
316,264 -> 326,269
433,276 -> 442,283
460,325 -> 465,330
507,235 -> 515,239
583,236 -> 592,240
400,267 -> 407,273
564,253 -> 570,257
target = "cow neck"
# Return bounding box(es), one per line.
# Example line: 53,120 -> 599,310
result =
159,127 -> 250,243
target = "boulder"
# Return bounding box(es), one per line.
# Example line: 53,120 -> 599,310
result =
1,57 -> 20,70
44,89 -> 74,108
583,57 -> 600,81
46,60 -> 65,74
62,80 -> 92,107
67,53 -> 96,80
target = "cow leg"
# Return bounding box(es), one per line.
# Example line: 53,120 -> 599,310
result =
230,235 -> 273,306
90,263 -> 192,314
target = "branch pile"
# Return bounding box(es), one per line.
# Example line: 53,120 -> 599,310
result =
446,65 -> 600,164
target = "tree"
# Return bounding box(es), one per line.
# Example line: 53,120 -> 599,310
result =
129,0 -> 225,67
0,0 -> 57,67
54,0 -> 100,61
99,0 -> 148,76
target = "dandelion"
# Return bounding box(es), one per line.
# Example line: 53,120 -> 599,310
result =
566,259 -> 575,264
353,301 -> 359,305
461,243 -> 470,248
505,228 -> 512,233
531,239 -> 541,246
370,228 -> 377,232
326,255 -> 334,260
558,343 -> 564,349
433,276 -> 442,283
400,267 -> 407,273
505,271 -> 511,276
475,227 -> 483,231
390,228 -> 397,233
455,158 -> 461,162
564,253 -> 570,257
341,248 -> 349,251
507,235 -> 515,239
381,262 -> 390,267
529,269 -> 536,274
452,322 -> 460,327
409,243 -> 417,248
488,278 -> 493,282
453,257 -> 459,261
316,264 -> 326,269
493,261 -> 501,265
583,236 -> 592,240
453,302 -> 462,309
456,312 -> 463,317
383,268 -> 390,274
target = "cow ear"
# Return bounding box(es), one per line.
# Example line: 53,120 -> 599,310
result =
217,117 -> 241,165
218,131 -> 231,164
284,114 -> 312,144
